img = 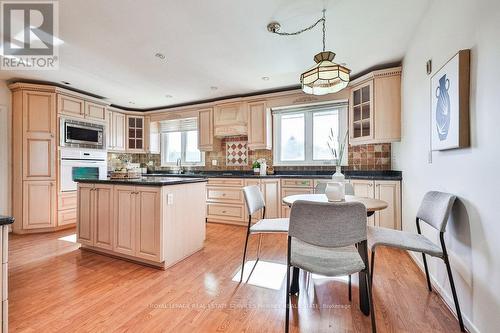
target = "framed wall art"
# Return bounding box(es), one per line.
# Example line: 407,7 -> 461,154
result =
430,49 -> 470,151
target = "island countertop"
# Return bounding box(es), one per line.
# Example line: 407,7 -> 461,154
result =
75,176 -> 208,186
0,215 -> 14,226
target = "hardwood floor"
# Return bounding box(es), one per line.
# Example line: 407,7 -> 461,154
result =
9,224 -> 460,332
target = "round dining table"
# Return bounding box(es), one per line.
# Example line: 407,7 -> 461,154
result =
282,193 -> 389,316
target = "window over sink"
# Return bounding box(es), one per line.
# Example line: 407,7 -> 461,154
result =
160,118 -> 205,166
272,101 -> 348,166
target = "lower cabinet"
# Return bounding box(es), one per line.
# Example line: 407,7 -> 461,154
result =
351,179 -> 401,229
261,179 -> 281,219
77,184 -> 114,248
23,180 -> 56,229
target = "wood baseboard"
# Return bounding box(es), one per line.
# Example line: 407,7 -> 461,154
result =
11,223 -> 76,235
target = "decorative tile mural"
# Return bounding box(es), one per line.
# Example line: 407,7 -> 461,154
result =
226,141 -> 248,166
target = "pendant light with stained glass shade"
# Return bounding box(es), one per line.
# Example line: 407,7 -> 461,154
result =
267,9 -> 351,95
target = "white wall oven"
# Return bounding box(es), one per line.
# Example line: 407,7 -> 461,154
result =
60,148 -> 107,192
60,117 -> 105,149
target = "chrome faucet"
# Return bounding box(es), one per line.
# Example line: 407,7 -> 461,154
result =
176,158 -> 184,174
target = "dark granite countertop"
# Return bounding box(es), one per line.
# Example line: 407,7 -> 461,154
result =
142,170 -> 402,181
0,215 -> 14,225
75,177 -> 208,186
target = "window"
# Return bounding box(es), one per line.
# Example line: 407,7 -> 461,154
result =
160,118 -> 204,166
273,102 -> 348,166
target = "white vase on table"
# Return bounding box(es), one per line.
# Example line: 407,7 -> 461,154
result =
325,182 -> 345,202
331,165 -> 345,182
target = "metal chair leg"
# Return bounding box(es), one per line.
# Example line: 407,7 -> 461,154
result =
348,274 -> 352,301
370,250 -> 375,286
365,268 -> 377,333
257,233 -> 263,259
240,231 -> 250,283
421,253 -> 433,292
443,255 -> 465,332
285,236 -> 291,333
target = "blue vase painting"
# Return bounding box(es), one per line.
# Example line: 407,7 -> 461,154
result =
435,74 -> 451,141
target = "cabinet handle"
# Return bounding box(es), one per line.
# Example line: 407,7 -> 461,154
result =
222,210 -> 227,213
369,183 -> 373,187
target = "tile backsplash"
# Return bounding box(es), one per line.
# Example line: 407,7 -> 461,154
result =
110,137 -> 392,172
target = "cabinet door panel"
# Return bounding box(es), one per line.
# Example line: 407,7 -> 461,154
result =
135,187 -> 161,261
85,102 -> 106,121
113,112 -> 126,151
94,185 -> 114,250
375,181 -> 401,230
351,180 -> 375,226
57,94 -> 84,118
198,108 -> 215,151
247,101 -> 271,150
23,181 -> 56,229
262,180 -> 280,219
23,91 -> 56,180
114,187 -> 136,255
106,110 -> 113,149
77,184 -> 93,245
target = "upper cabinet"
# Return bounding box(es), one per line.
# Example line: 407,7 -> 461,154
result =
247,101 -> 272,150
349,67 -> 401,145
58,94 -> 85,118
126,115 -> 144,152
214,102 -> 248,137
107,110 -> 126,152
84,101 -> 107,121
58,94 -> 107,122
198,108 -> 220,151
147,118 -> 161,154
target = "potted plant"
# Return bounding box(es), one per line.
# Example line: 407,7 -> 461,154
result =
252,160 -> 260,174
327,129 -> 348,182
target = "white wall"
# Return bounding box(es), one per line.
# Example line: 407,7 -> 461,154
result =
0,81 -> 10,216
392,0 -> 500,332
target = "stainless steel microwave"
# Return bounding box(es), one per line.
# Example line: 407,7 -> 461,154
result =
60,117 -> 105,149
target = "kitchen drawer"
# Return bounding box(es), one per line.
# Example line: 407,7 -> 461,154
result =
58,209 -> 77,226
59,191 -> 77,210
207,178 -> 245,187
206,186 -> 244,204
207,203 -> 245,221
281,179 -> 313,188
281,187 -> 314,201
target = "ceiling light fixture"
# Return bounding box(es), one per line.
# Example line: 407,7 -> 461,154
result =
267,9 -> 351,95
61,81 -> 71,85
262,76 -> 270,81
155,53 -> 166,60
210,86 -> 218,90
165,94 -> 173,98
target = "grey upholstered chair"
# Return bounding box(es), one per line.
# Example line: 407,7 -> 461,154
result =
368,191 -> 464,332
285,200 -> 376,333
315,182 -> 354,195
314,181 -> 356,298
241,185 -> 289,282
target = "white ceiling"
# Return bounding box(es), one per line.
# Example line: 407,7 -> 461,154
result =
0,0 -> 430,109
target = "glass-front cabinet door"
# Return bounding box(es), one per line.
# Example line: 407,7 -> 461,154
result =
350,80 -> 374,143
126,115 -> 144,151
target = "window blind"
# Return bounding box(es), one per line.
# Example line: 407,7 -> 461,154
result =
159,117 -> 197,133
271,101 -> 348,115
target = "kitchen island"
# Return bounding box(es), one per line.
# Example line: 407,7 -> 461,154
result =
75,177 -> 207,269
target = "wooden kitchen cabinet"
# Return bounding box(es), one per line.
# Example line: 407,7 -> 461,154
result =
94,185 -> 114,250
374,180 -> 401,230
113,186 -> 136,256
214,102 -> 247,136
135,187 -> 162,262
77,184 -> 114,249
22,91 -> 56,180
261,179 -> 281,219
349,67 -> 401,145
351,179 -> 401,230
351,179 -> 375,226
84,101 -> 107,121
126,115 -> 144,152
198,108 -> 220,151
147,118 -> 161,154
57,94 -> 85,118
107,110 -> 126,152
280,179 -> 314,218
23,181 -> 56,230
247,101 -> 272,150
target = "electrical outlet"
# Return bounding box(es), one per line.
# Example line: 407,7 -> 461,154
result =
167,193 -> 173,205
212,159 -> 218,166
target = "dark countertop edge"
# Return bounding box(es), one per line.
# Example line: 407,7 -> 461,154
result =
0,216 -> 14,225
141,173 -> 402,181
75,178 -> 208,186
